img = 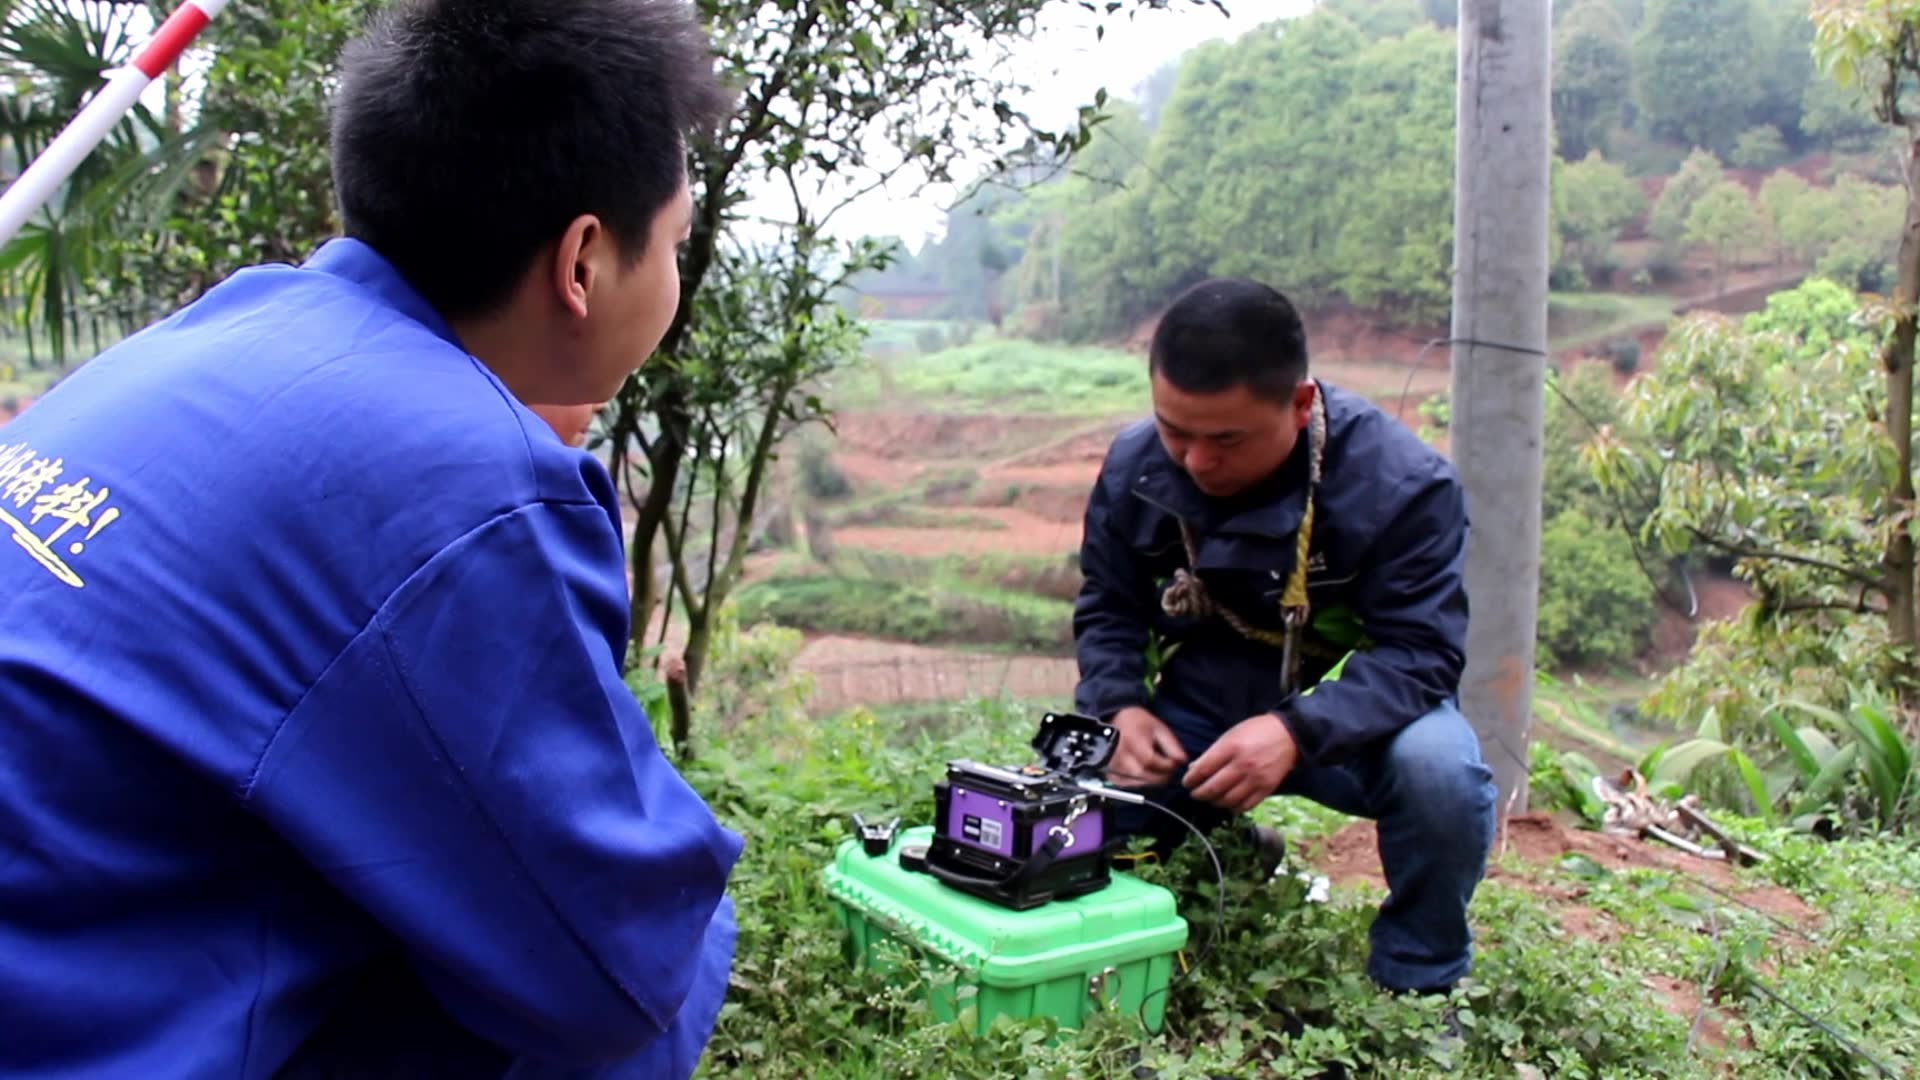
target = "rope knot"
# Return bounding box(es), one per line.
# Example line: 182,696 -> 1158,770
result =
1161,567 -> 1215,621
1154,383 -> 1329,692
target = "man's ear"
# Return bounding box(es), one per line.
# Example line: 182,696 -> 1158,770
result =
1292,377 -> 1318,426
550,214 -> 604,320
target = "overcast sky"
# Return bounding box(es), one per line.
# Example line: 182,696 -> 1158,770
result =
805,0 -> 1319,247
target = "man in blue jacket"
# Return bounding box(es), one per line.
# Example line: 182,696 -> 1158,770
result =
1075,277 -> 1496,996
0,0 -> 742,1076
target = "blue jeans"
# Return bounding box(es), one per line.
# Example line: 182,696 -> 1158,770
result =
1113,699 -> 1496,993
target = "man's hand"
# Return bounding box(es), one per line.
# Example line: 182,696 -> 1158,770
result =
1106,706 -> 1188,788
1183,713 -> 1299,813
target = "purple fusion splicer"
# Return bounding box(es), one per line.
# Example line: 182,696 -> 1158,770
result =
925,711 -> 1120,910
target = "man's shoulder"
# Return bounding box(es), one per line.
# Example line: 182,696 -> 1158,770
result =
1097,417 -> 1162,476
8,260 -> 607,585
1320,381 -> 1456,488
102,258 -> 580,493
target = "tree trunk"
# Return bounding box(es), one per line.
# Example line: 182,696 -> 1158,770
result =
681,615 -> 712,715
625,400 -> 689,657
1882,134 -> 1920,682
678,375 -> 793,700
663,655 -> 692,763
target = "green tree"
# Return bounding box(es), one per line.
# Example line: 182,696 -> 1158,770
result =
1730,123 -> 1790,168
1632,0 -> 1763,156
1809,0 -> 1920,698
1543,358 -> 1625,523
1324,26 -> 1457,316
1553,0 -> 1634,160
1683,180 -> 1765,291
1752,0 -> 1815,140
1816,174 -> 1903,291
1048,8 -> 1457,336
605,0 -> 1208,746
0,0 -> 231,362
113,0 -> 378,320
1743,274 -> 1870,354
1052,12 -> 1372,336
648,234 -> 879,748
1323,0 -> 1427,37
1800,67 -> 1887,151
1647,148 -> 1726,260
1536,508 -> 1659,671
1589,290 -> 1906,733
1555,150 -> 1643,276
1757,168 -> 1814,264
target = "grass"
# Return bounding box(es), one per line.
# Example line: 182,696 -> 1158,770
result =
857,319 -> 990,358
834,339 -> 1147,416
733,573 -> 1075,655
829,499 -> 1007,531
1533,671 -> 1666,768
840,547 -> 1083,603
1548,291 -> 1680,353
674,624 -> 1920,1079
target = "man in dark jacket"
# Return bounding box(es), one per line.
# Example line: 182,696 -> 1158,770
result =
1074,277 -> 1496,995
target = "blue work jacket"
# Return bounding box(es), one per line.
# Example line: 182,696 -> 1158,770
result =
0,239 -> 741,1078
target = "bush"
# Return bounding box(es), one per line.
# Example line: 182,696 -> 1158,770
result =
1605,338 -> 1640,375
1729,125 -> 1788,169
1541,360 -> 1622,522
1548,261 -> 1590,291
913,325 -> 946,355
798,442 -> 853,500
1536,509 -> 1658,670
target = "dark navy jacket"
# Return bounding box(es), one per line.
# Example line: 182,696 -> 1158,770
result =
0,239 -> 740,1079
1072,382 -> 1470,764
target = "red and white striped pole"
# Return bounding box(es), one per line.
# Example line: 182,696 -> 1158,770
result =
0,0 -> 230,250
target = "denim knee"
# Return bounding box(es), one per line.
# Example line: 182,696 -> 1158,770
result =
1380,701 -> 1496,823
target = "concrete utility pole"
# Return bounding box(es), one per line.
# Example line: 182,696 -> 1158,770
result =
1448,0 -> 1552,813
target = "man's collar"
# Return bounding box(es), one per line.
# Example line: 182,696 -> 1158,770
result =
302,238 -> 463,350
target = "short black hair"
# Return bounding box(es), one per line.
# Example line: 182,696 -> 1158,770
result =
1148,277 -> 1309,403
330,0 -> 733,319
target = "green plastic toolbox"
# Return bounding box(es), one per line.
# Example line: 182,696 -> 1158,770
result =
823,825 -> 1190,1034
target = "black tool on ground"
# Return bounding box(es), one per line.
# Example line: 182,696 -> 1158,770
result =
925,711 -> 1124,910
851,813 -> 899,857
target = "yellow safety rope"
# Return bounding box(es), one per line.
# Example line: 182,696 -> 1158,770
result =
1160,383 -> 1328,693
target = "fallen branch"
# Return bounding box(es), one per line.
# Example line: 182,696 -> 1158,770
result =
1590,770 -> 1767,865
1677,802 -> 1767,866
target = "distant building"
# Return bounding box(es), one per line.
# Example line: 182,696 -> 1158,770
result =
848,276 -> 950,320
